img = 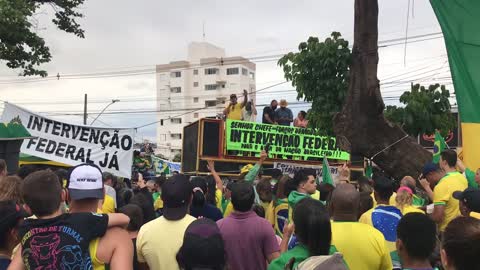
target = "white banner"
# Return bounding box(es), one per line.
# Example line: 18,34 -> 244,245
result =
1,103 -> 135,178
273,162 -> 340,181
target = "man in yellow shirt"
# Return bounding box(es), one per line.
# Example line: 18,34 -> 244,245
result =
137,174 -> 196,270
453,187 -> 480,220
330,184 -> 393,270
430,150 -> 468,232
223,90 -> 248,120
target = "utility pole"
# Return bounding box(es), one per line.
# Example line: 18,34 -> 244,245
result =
83,93 -> 87,125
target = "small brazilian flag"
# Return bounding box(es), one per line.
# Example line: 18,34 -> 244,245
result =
433,130 -> 448,164
322,156 -> 335,187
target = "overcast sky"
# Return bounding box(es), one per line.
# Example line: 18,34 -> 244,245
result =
0,0 -> 450,142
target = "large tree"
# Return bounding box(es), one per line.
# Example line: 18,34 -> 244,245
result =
0,0 -> 86,77
333,0 -> 431,180
278,33 -> 351,136
384,83 -> 456,137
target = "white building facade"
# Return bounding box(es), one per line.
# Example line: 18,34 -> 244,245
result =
156,42 -> 256,159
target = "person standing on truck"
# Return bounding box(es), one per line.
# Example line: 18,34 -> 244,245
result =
224,90 -> 248,120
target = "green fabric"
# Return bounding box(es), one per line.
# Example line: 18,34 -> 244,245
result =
365,163 -> 373,179
433,130 -> 447,164
221,197 -> 230,213
0,122 -> 31,139
269,245 -> 349,270
322,156 -> 335,186
430,0 -> 480,123
288,191 -> 310,210
245,163 -> 261,182
412,194 -> 426,207
465,168 -> 479,188
152,192 -> 160,202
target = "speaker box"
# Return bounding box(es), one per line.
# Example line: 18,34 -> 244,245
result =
0,140 -> 23,174
182,119 -> 223,173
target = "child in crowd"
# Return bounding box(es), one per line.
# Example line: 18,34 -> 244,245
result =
15,170 -> 129,269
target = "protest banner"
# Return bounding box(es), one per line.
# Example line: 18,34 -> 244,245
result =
225,120 -> 350,160
273,162 -> 340,182
1,103 -> 135,178
151,156 -> 181,175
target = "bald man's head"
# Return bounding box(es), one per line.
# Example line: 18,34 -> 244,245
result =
330,183 -> 360,221
401,176 -> 415,187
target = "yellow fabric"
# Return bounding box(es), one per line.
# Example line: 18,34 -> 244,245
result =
89,238 -> 105,270
400,205 -> 425,215
137,215 -> 196,270
433,172 -> 468,231
226,103 -> 243,120
371,192 -> 397,208
331,221 -> 393,270
261,201 -> 275,226
311,190 -> 320,200
101,194 -> 115,214
461,123 -> 480,171
215,189 -> 222,210
470,212 -> 480,219
154,197 -> 164,210
223,202 -> 234,217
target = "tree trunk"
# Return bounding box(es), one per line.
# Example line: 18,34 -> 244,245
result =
333,0 -> 431,180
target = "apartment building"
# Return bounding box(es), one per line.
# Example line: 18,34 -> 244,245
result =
156,42 -> 256,158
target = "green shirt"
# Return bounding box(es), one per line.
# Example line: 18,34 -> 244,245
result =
268,245 -> 309,270
465,168 -> 479,188
152,192 -> 160,202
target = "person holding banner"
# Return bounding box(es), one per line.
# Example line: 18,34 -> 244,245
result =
224,90 -> 248,120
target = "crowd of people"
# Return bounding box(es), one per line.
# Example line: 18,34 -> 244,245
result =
1,147 -> 480,270
223,90 -> 308,128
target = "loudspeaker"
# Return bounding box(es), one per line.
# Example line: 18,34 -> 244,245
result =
182,119 -> 223,173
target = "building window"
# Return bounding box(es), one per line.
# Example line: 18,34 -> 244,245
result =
205,84 -> 218,91
171,118 -> 182,124
193,82 -> 199,87
249,72 -> 255,79
170,87 -> 181,93
193,97 -> 199,103
227,68 -> 239,75
171,133 -> 182,140
159,134 -> 166,141
205,100 -> 217,107
242,68 -> 248,76
205,68 -> 218,75
193,69 -> 198,75
170,71 -> 181,78
194,113 -> 199,118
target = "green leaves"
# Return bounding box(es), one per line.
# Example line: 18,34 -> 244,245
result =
0,0 -> 86,77
278,32 -> 352,136
384,83 -> 456,137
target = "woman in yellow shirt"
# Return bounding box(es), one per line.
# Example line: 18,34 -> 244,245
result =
396,186 -> 425,215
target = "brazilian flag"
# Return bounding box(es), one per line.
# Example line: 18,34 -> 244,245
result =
431,0 -> 480,170
433,130 -> 447,164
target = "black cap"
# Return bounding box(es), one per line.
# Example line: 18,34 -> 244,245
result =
453,188 -> 480,212
0,200 -> 29,233
177,218 -> 225,269
161,174 -> 193,220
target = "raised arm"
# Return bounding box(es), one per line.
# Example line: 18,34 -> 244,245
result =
245,150 -> 268,182
207,160 -> 223,191
241,89 -> 248,109
107,213 -> 130,228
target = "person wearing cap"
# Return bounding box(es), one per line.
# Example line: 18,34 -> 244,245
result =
176,218 -> 226,270
223,90 -> 248,120
217,181 -> 280,270
429,150 -> 468,232
274,99 -> 293,126
11,169 -> 130,270
67,164 -> 134,270
419,162 -> 444,202
136,174 -> 196,270
0,201 -> 28,269
453,188 -> 480,219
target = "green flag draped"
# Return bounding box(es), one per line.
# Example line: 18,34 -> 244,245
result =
322,156 -> 335,186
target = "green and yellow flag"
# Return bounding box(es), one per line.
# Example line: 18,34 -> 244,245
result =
322,156 -> 335,187
431,0 -> 480,170
433,130 -> 448,164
